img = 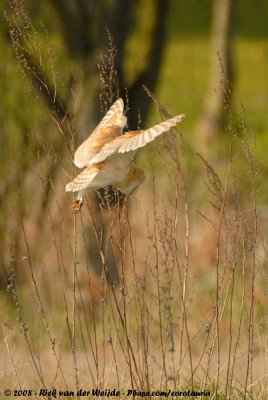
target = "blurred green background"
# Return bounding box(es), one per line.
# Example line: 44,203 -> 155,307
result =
1,1 -> 268,393
1,1 -> 268,139
1,0 -> 268,173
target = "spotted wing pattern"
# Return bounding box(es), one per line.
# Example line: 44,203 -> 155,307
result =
74,98 -> 126,169
87,114 -> 185,166
65,166 -> 99,192
97,98 -> 126,129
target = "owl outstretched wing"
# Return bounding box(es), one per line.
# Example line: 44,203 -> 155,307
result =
86,114 -> 185,166
74,98 -> 127,169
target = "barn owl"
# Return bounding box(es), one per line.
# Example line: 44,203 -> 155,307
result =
65,98 -> 184,212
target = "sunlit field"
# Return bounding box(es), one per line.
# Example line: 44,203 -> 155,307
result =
1,3 -> 268,397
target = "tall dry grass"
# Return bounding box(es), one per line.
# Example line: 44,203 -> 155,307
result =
1,2 -> 268,399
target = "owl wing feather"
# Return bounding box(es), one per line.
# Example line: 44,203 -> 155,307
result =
65,166 -> 100,192
87,114 -> 185,166
96,98 -> 126,129
74,98 -> 126,169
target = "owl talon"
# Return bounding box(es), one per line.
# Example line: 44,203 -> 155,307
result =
71,199 -> 84,213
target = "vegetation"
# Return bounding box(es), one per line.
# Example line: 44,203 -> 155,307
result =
1,0 -> 268,399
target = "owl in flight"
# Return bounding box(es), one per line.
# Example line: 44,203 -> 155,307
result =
65,98 -> 184,213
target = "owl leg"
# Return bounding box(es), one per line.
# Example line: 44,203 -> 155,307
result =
71,194 -> 84,213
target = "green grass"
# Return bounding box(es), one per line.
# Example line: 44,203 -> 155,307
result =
143,37 -> 268,206
1,23 -> 268,397
152,37 -> 268,133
